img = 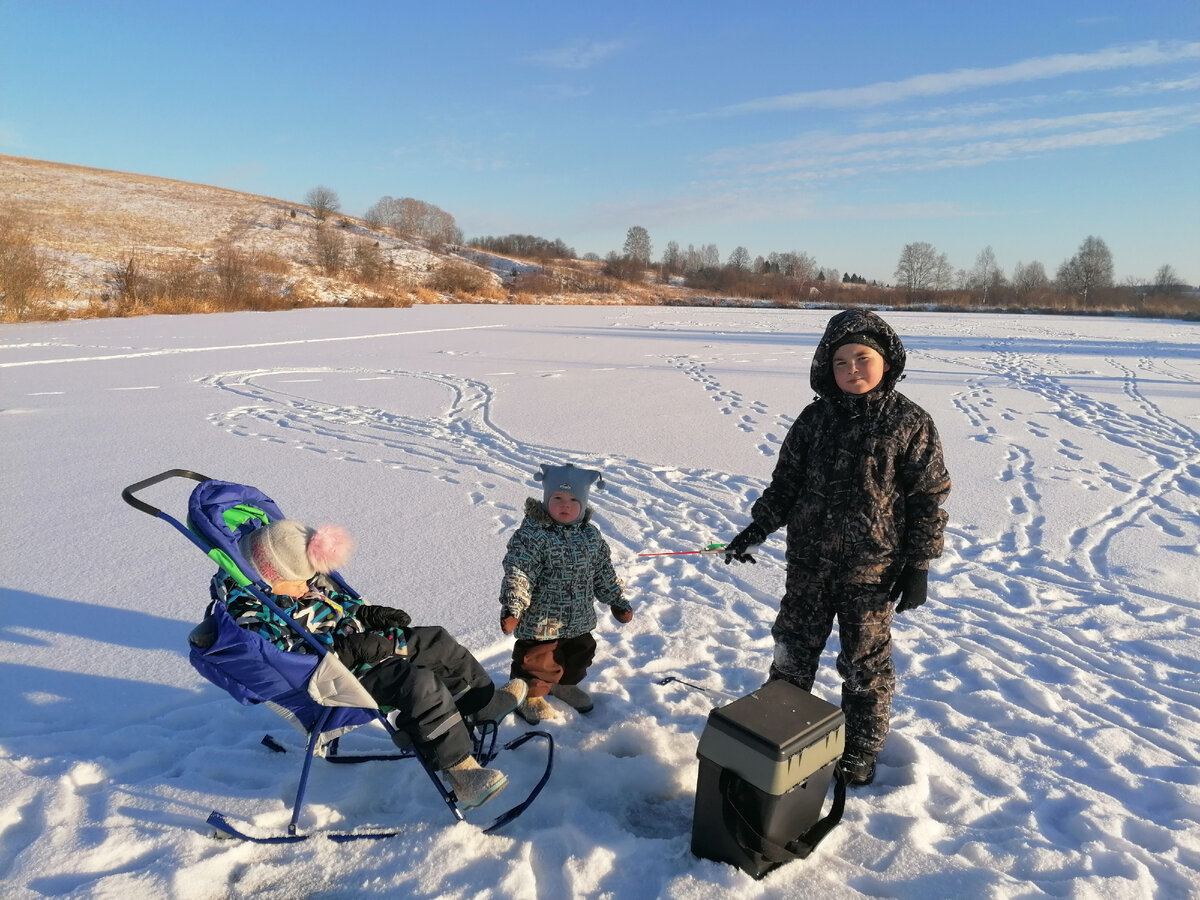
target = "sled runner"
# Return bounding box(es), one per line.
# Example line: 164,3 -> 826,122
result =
122,469 -> 552,842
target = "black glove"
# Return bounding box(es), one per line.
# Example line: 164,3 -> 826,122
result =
333,632 -> 399,668
724,522 -> 768,564
889,567 -> 928,613
357,604 -> 412,631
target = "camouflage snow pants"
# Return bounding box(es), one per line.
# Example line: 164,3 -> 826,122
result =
769,569 -> 896,755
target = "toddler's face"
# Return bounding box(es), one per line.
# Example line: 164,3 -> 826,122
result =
832,343 -> 889,394
546,491 -> 582,523
270,578 -> 311,598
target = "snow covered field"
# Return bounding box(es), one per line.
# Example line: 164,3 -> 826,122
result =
2,305 -> 1198,899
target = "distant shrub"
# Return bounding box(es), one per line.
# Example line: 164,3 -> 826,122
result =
0,211 -> 50,321
350,239 -> 388,286
110,254 -> 146,311
210,243 -> 289,310
348,290 -> 414,309
311,225 -> 345,276
603,253 -> 645,282
102,251 -> 214,315
510,271 -> 560,295
428,259 -> 494,296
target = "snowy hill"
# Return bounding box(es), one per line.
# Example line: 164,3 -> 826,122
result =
1,155 -> 701,315
0,154 -> 520,310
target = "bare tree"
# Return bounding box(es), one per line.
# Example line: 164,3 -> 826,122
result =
365,195 -> 460,244
895,242 -> 944,295
1012,260 -> 1049,301
660,240 -> 682,279
768,251 -> 818,282
622,226 -> 652,265
1056,235 -> 1113,305
726,246 -> 751,270
305,185 -> 341,221
968,245 -> 1005,305
1152,264 -> 1184,296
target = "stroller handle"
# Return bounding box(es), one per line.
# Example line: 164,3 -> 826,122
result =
121,469 -> 212,517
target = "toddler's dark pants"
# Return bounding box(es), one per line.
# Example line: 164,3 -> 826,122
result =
510,632 -> 597,698
356,625 -> 493,770
769,570 -> 896,756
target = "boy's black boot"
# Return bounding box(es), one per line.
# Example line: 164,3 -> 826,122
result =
839,746 -> 877,787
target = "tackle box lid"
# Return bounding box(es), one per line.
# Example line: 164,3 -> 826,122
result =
704,679 -> 845,761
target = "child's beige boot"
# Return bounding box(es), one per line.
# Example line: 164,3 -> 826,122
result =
475,679 -> 529,725
444,756 -> 508,810
517,694 -> 561,725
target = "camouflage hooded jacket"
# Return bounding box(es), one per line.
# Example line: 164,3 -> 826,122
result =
500,498 -> 628,641
749,309 -> 951,584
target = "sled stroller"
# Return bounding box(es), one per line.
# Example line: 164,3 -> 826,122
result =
122,469 -> 552,842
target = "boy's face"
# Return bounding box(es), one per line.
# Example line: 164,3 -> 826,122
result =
546,491 -> 582,523
832,343 -> 890,394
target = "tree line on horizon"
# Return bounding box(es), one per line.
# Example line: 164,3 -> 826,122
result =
317,185 -> 1195,311
469,223 -> 1193,313
3,178 -> 1193,323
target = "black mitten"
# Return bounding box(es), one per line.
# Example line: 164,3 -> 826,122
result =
357,604 -> 412,631
889,568 -> 929,613
724,522 -> 768,564
333,632 -> 398,668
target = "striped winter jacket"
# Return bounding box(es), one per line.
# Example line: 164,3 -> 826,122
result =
212,574 -> 407,672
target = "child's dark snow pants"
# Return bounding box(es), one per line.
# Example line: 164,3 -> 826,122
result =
769,571 -> 896,755
357,626 -> 492,770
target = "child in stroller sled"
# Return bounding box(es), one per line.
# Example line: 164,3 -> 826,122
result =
212,518 -> 529,810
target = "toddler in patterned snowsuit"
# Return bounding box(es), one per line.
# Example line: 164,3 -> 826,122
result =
498,463 -> 633,724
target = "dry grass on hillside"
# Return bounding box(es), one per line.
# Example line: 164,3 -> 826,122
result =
3,155 -> 671,322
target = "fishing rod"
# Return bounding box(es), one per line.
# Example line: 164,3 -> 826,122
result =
636,543 -> 727,558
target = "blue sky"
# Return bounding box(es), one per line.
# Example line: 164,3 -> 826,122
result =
2,1 -> 1197,285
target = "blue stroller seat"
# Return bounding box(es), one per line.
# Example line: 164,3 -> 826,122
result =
123,469 -> 551,842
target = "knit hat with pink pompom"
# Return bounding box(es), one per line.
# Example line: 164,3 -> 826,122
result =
237,519 -> 355,585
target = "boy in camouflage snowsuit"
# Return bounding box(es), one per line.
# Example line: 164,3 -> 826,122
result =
724,309 -> 951,786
